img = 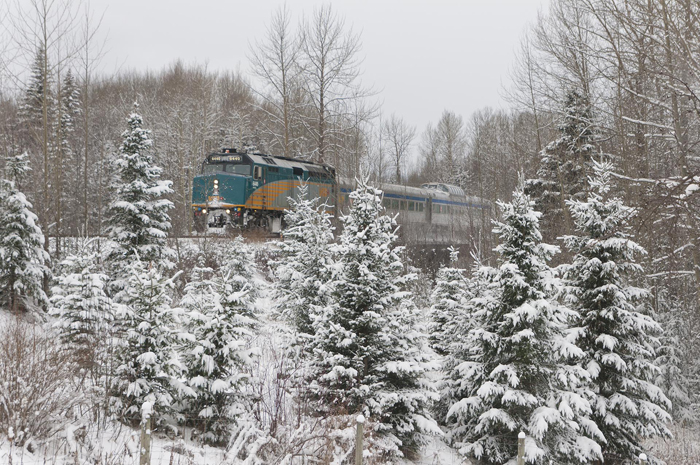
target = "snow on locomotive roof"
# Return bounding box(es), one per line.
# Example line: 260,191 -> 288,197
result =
242,153 -> 334,174
421,183 -> 465,197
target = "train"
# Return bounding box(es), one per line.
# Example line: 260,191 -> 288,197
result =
191,149 -> 491,244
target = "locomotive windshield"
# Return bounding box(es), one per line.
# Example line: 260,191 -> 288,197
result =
203,163 -> 251,176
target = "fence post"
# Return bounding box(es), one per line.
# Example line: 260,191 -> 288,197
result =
8,427 -> 13,465
140,402 -> 153,465
517,431 -> 525,465
639,453 -> 648,465
355,415 -> 365,465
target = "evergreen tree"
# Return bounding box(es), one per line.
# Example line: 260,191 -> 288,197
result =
0,152 -> 50,312
655,306 -> 692,424
438,260 -> 493,425
526,89 -> 595,240
19,47 -> 56,240
308,180 -> 437,460
428,246 -> 469,356
563,160 -> 671,462
106,105 -> 174,295
113,260 -> 187,425
50,239 -> 114,366
180,264 -> 257,446
273,183 -> 334,335
218,235 -> 258,300
445,184 -> 603,465
19,47 -> 55,142
54,69 -> 81,237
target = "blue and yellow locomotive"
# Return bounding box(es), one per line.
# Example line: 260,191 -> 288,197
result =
192,149 -> 336,232
193,148 -> 492,242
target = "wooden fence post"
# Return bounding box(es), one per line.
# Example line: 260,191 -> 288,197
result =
140,402 -> 153,465
8,427 -> 13,465
517,431 -> 525,465
355,415 -> 365,465
639,453 -> 648,465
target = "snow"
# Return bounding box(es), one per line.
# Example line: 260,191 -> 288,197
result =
142,401 -> 153,421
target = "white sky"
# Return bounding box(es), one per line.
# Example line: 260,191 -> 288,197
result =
90,0 -> 546,134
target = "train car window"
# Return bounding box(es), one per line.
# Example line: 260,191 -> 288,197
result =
253,166 -> 262,180
400,200 -> 407,210
408,201 -> 415,211
418,203 -> 424,212
391,199 -> 399,210
226,164 -> 251,175
382,198 -> 391,208
203,164 -> 224,174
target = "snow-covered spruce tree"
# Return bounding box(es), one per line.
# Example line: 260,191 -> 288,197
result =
113,260 -> 188,426
563,159 -> 671,462
655,307 -> 692,424
428,246 -> 469,356
445,184 -> 603,465
180,264 -> 257,446
653,290 -> 694,424
19,46 -> 55,140
273,183 -> 334,335
105,105 -> 174,295
436,256 -> 492,425
0,152 -> 50,312
50,239 -> 114,367
54,69 -> 81,239
526,89 -> 594,241
216,235 -> 259,307
308,179 -> 437,460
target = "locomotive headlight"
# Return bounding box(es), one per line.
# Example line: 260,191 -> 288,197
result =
202,209 -> 207,214
226,209 -> 231,214
214,179 -> 219,184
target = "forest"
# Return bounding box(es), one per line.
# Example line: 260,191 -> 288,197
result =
1,0 -> 700,464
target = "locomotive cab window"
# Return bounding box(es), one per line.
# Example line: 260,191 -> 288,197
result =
225,164 -> 251,175
253,166 -> 262,180
203,164 -> 225,174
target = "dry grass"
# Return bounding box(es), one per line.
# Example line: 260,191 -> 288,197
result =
0,316 -> 80,449
645,424 -> 700,464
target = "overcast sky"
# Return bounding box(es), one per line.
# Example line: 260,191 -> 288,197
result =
90,0 -> 546,134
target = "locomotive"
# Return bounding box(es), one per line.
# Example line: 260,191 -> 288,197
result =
192,149 -> 491,243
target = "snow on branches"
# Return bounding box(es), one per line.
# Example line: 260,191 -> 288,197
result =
562,159 -> 671,462
444,184 -> 603,465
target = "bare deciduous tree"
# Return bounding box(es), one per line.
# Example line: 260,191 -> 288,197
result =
249,5 -> 302,158
298,4 -> 371,164
382,113 -> 415,184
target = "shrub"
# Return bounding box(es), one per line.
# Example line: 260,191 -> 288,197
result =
0,317 -> 80,448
